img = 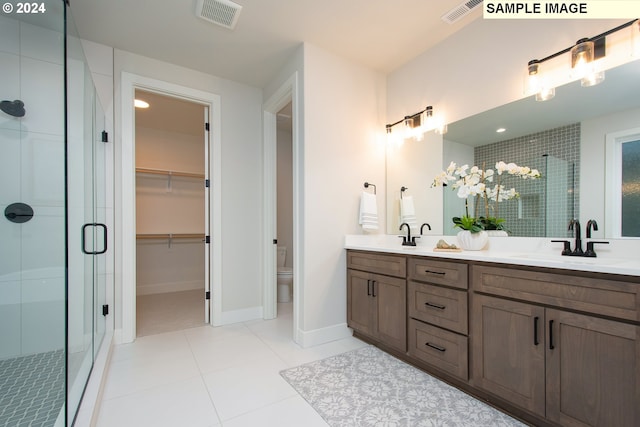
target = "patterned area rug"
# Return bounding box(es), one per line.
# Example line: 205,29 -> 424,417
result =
280,346 -> 526,427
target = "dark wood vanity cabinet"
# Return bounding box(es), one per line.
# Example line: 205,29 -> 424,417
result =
407,257 -> 469,381
471,265 -> 640,427
347,251 -> 407,352
346,249 -> 640,427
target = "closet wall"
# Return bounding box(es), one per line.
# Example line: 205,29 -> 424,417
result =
135,91 -> 206,295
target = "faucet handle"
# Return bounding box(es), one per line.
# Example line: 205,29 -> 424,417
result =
411,235 -> 421,244
585,241 -> 609,257
551,239 -> 572,256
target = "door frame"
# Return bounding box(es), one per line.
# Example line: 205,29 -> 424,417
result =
262,72 -> 302,342
119,72 -> 222,343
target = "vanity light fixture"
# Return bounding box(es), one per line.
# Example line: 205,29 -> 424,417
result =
527,19 -> 638,100
385,105 -> 447,143
496,127 -> 506,133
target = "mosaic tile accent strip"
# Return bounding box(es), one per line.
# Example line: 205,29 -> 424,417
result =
0,350 -> 65,427
475,123 -> 580,237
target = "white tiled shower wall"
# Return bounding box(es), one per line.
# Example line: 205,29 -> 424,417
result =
0,15 -> 66,359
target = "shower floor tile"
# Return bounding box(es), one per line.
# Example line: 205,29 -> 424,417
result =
0,349 -> 65,427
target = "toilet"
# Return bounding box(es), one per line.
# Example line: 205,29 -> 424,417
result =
277,246 -> 293,303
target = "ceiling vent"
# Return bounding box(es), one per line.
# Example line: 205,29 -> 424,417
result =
441,0 -> 483,24
196,0 -> 243,30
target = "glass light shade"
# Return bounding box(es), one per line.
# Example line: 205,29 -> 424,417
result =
571,39 -> 595,81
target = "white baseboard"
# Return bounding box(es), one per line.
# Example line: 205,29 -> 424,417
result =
297,322 -> 352,348
136,280 -> 203,295
219,306 -> 264,325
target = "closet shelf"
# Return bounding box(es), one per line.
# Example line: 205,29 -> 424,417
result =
136,167 -> 205,180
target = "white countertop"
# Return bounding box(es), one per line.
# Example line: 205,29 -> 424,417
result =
345,234 -> 640,277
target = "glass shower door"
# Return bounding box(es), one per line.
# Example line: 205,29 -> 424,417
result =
65,12 -> 108,424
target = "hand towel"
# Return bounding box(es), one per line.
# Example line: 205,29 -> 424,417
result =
400,195 -> 417,230
359,192 -> 378,230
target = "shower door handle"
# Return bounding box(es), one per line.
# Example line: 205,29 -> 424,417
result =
82,223 -> 108,255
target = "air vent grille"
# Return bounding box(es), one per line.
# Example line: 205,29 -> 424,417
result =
196,0 -> 242,30
441,0 -> 483,24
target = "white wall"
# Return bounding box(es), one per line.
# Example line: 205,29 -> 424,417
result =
112,49 -> 264,332
300,43 -> 386,341
388,18 -> 628,126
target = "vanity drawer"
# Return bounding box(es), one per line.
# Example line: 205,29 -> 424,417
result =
472,265 -> 640,322
409,281 -> 468,335
408,318 -> 468,381
347,250 -> 406,278
409,257 -> 468,289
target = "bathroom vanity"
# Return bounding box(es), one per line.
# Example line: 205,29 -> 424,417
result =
345,235 -> 640,427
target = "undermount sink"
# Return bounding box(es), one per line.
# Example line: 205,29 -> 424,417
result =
509,252 -> 628,266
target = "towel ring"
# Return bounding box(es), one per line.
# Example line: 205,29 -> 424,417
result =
400,186 -> 408,199
364,182 -> 376,194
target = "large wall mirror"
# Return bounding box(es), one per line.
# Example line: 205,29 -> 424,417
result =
387,59 -> 640,238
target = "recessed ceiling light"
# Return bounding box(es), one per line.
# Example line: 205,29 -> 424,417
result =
134,99 -> 149,109
496,127 -> 506,133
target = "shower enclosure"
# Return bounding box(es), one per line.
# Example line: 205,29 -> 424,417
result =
0,1 -> 111,425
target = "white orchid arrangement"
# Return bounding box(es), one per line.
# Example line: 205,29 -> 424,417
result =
433,161 -> 541,232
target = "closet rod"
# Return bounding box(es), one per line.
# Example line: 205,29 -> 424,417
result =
135,167 -> 205,179
136,233 -> 205,240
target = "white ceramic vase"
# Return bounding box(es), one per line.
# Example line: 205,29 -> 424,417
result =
456,230 -> 488,250
485,230 -> 509,237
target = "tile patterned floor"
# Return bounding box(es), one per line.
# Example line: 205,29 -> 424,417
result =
0,350 -> 65,427
96,303 -> 366,426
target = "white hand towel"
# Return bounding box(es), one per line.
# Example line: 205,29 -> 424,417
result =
400,195 -> 417,230
359,192 -> 378,230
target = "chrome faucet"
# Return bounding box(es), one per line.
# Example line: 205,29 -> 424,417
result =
399,223 -> 416,246
568,219 -> 583,255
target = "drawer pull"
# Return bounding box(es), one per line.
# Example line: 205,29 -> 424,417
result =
533,316 -> 539,346
367,280 -> 371,296
549,320 -> 555,350
424,269 -> 446,276
425,302 -> 446,310
425,342 -> 446,352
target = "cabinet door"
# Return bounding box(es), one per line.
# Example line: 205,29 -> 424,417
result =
546,309 -> 640,427
347,269 -> 374,337
373,274 -> 407,351
471,294 -> 546,416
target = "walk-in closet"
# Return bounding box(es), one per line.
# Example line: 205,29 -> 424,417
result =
134,90 -> 209,336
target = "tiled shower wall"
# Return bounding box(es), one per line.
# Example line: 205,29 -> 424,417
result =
0,15 -> 66,359
475,123 -> 580,237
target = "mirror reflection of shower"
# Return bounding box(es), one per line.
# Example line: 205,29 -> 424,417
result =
0,99 -> 26,117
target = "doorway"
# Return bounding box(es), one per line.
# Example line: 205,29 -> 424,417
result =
276,102 -> 293,320
134,89 -> 210,336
